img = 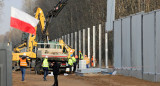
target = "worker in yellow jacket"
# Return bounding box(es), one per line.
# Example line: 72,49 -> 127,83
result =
68,58 -> 73,74
42,56 -> 49,81
71,54 -> 76,73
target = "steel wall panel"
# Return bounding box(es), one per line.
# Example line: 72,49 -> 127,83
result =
143,13 -> 155,74
131,14 -> 142,71
0,50 -> 6,86
156,11 -> 160,74
0,44 -> 12,86
113,19 -> 122,69
122,17 -> 131,70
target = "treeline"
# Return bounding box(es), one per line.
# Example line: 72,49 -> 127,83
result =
1,0 -> 160,67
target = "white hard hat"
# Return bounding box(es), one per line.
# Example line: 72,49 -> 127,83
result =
23,53 -> 26,56
45,56 -> 48,58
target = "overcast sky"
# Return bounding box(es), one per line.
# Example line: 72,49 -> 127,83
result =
0,0 -> 23,35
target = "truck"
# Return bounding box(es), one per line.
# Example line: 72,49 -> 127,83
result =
12,0 -> 73,73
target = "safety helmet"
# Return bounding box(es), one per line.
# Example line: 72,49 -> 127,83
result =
70,54 -> 73,57
75,55 -> 78,58
45,56 -> 48,58
79,51 -> 81,52
23,53 -> 26,56
85,55 -> 87,57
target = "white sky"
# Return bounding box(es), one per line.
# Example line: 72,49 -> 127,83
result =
0,0 -> 23,35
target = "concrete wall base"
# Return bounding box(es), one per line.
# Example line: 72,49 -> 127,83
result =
143,73 -> 156,82
156,74 -> 160,82
121,69 -> 131,76
115,69 -> 122,74
130,70 -> 142,79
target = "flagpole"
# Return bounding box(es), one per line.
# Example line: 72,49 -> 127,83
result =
8,27 -> 12,46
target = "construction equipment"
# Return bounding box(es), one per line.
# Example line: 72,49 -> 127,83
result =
12,0 -> 71,72
36,40 -> 75,73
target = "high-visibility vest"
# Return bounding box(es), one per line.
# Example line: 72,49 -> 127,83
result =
68,59 -> 73,66
79,52 -> 83,60
42,59 -> 49,67
91,57 -> 93,67
20,58 -> 27,67
84,57 -> 90,64
71,56 -> 76,63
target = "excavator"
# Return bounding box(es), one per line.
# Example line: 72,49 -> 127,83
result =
12,0 -> 75,73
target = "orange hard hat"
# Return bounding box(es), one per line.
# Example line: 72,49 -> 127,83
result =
75,55 -> 78,58
85,55 -> 87,57
79,51 -> 81,52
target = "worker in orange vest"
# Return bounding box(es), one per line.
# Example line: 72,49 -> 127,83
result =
91,56 -> 94,67
91,56 -> 96,67
84,55 -> 90,68
18,53 -> 29,81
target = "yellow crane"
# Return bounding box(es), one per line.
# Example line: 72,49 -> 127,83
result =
12,0 -> 70,72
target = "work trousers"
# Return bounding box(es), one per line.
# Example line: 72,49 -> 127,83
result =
73,63 -> 76,73
53,74 -> 58,86
69,65 -> 72,74
20,68 -> 26,81
43,67 -> 48,80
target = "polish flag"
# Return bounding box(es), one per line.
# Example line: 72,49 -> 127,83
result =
10,7 -> 39,35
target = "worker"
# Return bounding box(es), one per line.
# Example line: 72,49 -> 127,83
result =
71,54 -> 76,73
42,56 -> 49,81
79,51 -> 83,60
18,53 -> 29,81
91,56 -> 96,67
91,56 -> 94,67
68,58 -> 73,74
84,55 -> 90,68
52,61 -> 60,86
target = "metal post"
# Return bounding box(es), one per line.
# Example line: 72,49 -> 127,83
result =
105,32 -> 108,68
68,34 -> 70,46
93,26 -> 96,67
62,36 -> 64,41
71,33 -> 73,48
79,30 -> 81,52
88,28 -> 91,67
65,35 -> 67,44
99,24 -> 102,68
75,32 -> 77,56
83,29 -> 85,60
106,0 -> 115,31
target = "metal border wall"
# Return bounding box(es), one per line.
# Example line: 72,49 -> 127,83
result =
131,13 -> 143,79
113,19 -> 122,73
143,12 -> 156,82
121,16 -> 131,76
0,44 -> 12,86
114,10 -> 160,82
155,10 -> 160,82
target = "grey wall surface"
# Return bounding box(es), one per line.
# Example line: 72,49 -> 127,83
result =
0,43 -> 12,86
131,13 -> 142,71
122,17 -> 131,70
143,12 -> 155,74
113,19 -> 122,69
114,10 -> 160,82
156,10 -> 160,82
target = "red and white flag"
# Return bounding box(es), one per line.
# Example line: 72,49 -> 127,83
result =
10,7 -> 39,35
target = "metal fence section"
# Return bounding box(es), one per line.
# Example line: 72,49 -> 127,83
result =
155,10 -> 160,82
113,19 -> 122,71
143,12 -> 156,82
131,13 -> 143,79
0,43 -> 12,86
121,17 -> 131,76
114,10 -> 160,82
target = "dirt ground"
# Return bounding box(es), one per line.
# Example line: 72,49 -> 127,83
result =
13,69 -> 160,86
